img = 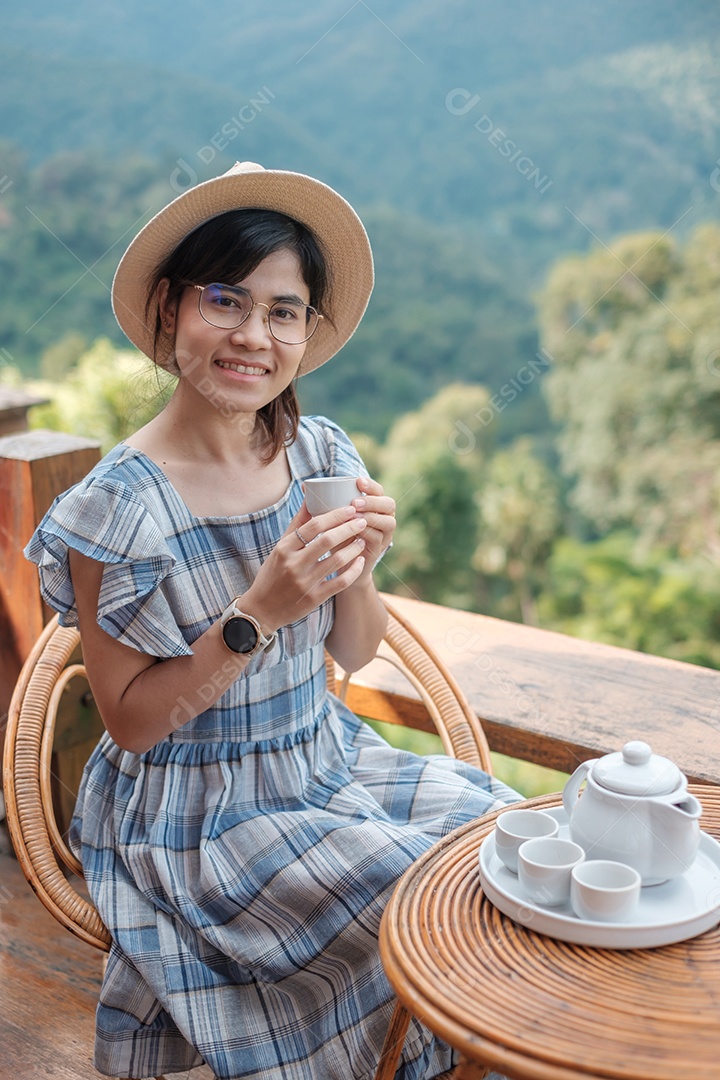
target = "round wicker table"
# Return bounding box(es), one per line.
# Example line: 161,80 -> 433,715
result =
377,787 -> 720,1080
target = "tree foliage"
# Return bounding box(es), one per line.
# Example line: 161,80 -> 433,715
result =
372,384 -> 562,620
473,438 -> 561,624
538,532 -> 720,670
0,145 -> 166,369
538,223 -> 720,561
373,384 -> 493,606
27,339 -> 173,451
14,338 -> 720,671
299,207 -> 538,441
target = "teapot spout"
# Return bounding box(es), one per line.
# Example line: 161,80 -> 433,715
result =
671,793 -> 703,820
650,792 -> 702,821
646,793 -> 702,883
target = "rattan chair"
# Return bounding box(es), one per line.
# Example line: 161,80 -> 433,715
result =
4,599 -> 492,1080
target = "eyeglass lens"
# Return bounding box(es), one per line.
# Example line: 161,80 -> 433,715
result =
198,284 -> 319,344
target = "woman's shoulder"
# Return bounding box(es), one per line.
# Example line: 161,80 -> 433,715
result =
294,416 -> 366,477
25,442 -> 181,573
76,442 -> 164,494
45,443 -> 181,526
297,414 -> 347,443
24,441 -> 191,656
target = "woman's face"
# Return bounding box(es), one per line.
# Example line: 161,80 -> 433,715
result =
158,248 -> 310,419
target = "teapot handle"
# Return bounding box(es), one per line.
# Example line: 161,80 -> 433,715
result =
562,759 -> 598,819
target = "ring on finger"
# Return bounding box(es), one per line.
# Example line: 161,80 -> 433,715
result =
295,528 -> 312,547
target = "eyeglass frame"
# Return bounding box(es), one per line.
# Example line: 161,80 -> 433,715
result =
190,283 -> 323,345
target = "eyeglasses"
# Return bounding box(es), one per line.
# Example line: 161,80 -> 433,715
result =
192,283 -> 322,345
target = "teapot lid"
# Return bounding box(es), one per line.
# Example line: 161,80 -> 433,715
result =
593,741 -> 683,795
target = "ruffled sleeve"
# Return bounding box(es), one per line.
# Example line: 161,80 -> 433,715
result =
326,421 -> 369,480
296,416 -> 370,481
25,476 -> 192,658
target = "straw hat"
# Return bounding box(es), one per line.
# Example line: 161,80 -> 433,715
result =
111,161 -> 374,375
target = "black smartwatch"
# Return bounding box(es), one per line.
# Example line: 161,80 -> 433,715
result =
219,598 -> 277,656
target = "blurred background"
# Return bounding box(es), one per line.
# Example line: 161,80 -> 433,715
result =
2,0 -> 720,789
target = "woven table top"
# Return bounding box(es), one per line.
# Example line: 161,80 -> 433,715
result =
380,786 -> 720,1080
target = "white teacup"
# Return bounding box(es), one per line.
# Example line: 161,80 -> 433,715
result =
304,477 -> 361,515
571,860 -> 641,923
494,809 -> 559,874
518,837 -> 585,907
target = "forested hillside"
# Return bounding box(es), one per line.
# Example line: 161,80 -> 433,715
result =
2,0 -> 719,435
0,149 -> 539,440
3,0 -> 720,677
2,9 -> 718,264
14,220 -> 720,668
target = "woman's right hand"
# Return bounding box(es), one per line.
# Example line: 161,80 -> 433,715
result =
239,504 -> 368,634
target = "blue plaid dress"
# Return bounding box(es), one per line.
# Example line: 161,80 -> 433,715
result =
26,416 -> 519,1080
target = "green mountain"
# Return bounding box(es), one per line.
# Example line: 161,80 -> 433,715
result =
0,149 -> 539,440
1,0 -> 719,437
2,0 -> 719,263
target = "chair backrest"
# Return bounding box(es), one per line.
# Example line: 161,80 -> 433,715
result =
3,615 -> 111,950
3,600 -> 492,951
342,599 -> 493,773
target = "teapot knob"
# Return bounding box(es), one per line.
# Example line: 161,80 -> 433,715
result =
622,741 -> 652,766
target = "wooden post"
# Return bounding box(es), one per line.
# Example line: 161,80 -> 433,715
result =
0,430 -> 100,739
0,388 -> 50,438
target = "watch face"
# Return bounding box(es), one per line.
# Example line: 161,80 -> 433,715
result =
222,616 -> 259,654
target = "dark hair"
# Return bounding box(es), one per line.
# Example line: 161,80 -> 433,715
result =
147,208 -> 331,462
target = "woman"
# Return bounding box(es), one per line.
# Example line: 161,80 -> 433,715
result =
26,162 -> 519,1080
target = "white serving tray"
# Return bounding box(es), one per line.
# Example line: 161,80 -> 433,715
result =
478,807 -> 720,949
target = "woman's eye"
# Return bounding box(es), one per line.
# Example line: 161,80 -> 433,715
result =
205,286 -> 244,309
271,306 -> 300,322
215,292 -> 241,308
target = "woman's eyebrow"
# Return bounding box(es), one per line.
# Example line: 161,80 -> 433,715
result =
222,283 -> 307,306
273,293 -> 307,306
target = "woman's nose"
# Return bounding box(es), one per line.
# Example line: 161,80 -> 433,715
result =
229,306 -> 272,349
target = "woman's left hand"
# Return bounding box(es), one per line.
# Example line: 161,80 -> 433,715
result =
349,476 -> 396,584
320,475 -> 395,671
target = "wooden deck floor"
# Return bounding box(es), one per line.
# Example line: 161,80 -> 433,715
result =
0,823 -> 213,1080
0,826 -> 105,1078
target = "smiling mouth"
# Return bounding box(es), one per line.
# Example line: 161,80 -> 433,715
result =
215,360 -> 268,375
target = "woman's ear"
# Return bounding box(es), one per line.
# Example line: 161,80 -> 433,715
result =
157,278 -> 176,335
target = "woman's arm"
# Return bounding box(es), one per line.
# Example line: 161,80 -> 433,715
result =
70,547 -> 252,753
70,504 -> 369,754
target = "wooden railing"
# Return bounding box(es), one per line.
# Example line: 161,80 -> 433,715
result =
2,430 -> 720,788
346,593 -> 720,785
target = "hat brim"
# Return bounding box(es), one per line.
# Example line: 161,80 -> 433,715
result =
111,163 -> 374,375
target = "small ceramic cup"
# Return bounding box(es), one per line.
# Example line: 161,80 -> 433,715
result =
518,837 -> 585,907
494,809 -> 560,873
570,860 -> 642,923
304,477 -> 361,515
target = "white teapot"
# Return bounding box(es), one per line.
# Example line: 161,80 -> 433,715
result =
562,741 -> 702,886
